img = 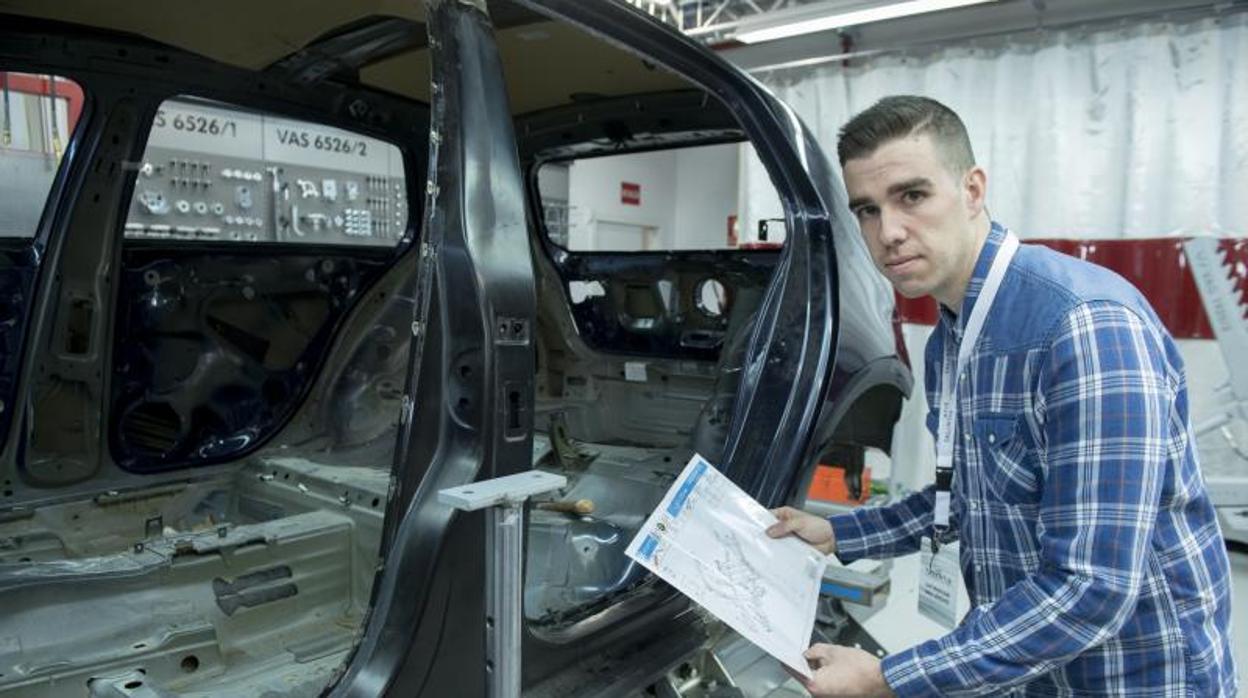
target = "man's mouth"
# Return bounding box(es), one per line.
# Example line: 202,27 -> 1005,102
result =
885,255 -> 921,272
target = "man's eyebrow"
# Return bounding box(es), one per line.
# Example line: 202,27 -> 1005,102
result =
847,177 -> 934,210
886,177 -> 933,196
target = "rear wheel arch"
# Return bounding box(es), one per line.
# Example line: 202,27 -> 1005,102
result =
788,357 -> 912,504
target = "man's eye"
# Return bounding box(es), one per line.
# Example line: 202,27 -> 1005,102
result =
854,206 -> 878,220
902,190 -> 927,204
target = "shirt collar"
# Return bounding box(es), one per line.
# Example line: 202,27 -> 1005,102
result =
939,221 -> 1008,339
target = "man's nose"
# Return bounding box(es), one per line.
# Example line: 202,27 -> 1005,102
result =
878,207 -> 907,248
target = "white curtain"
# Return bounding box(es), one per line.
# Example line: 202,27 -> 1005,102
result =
742,11 -> 1248,240
738,12 -> 1248,495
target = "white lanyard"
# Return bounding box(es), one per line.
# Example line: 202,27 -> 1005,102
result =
933,231 -> 1019,533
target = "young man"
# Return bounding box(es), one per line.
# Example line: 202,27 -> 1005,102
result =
768,96 -> 1237,696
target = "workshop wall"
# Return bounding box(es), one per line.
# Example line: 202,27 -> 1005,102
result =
738,12 -> 1248,493
673,143 -> 739,249
564,143 -> 738,250
568,149 -> 677,250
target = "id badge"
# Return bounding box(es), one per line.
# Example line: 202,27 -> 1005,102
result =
918,537 -> 962,630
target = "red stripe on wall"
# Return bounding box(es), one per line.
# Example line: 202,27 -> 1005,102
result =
894,238 -> 1248,340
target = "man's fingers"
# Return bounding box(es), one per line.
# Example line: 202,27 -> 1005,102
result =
767,507 -> 801,538
781,664 -> 816,691
803,643 -> 836,664
765,520 -> 794,538
769,506 -> 794,520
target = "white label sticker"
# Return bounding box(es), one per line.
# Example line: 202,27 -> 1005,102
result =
918,537 -> 963,630
147,101 -> 263,159
263,115 -> 392,175
146,99 -> 401,177
624,361 -> 648,382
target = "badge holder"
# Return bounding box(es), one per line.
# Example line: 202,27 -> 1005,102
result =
919,536 -> 962,630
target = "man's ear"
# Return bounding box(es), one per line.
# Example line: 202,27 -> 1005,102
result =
964,166 -> 987,219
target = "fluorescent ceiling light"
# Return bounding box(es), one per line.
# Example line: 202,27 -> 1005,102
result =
736,0 -> 999,44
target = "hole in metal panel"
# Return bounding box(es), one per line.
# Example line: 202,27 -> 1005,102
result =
694,278 -> 728,318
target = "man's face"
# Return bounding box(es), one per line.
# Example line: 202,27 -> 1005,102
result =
843,133 -> 981,304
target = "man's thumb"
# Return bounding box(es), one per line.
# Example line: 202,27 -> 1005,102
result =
804,644 -> 835,663
765,520 -> 793,538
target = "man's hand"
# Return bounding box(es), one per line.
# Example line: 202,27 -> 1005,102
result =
767,506 -> 836,554
795,644 -> 894,698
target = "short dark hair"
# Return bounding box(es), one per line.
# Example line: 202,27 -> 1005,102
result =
836,95 -> 975,175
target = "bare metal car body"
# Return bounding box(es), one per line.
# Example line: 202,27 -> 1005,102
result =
0,1 -> 909,695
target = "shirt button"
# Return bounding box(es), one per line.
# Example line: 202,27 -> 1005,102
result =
987,433 -> 996,444
975,564 -> 984,573
963,433 -> 972,442
968,500 -> 979,510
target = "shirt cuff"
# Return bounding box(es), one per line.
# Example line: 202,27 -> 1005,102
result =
827,512 -> 870,563
881,644 -> 944,697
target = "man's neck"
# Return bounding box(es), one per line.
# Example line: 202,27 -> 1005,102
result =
933,216 -> 992,314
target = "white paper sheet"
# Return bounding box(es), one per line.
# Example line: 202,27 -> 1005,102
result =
625,454 -> 827,678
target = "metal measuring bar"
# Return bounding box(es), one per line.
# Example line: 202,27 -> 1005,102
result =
439,470 -> 567,698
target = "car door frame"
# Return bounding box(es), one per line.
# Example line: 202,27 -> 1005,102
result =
331,0 -> 844,695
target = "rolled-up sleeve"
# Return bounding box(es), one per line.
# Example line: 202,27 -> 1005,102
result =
881,301 -> 1172,696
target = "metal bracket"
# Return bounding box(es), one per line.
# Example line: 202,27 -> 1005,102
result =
438,470 -> 566,698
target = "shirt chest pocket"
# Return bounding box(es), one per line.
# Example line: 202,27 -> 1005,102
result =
970,413 -> 1040,505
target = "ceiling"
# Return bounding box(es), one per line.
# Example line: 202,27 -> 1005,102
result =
0,0 -> 693,114
713,0 -> 1234,72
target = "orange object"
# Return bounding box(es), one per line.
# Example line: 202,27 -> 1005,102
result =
808,464 -> 870,504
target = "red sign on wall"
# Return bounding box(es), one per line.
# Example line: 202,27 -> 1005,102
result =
620,181 -> 641,206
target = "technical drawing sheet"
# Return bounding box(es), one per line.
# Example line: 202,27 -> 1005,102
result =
625,454 -> 828,678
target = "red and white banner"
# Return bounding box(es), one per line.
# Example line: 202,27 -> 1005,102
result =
895,238 -> 1248,340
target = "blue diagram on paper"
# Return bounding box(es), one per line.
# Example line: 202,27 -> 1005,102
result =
624,453 -> 828,679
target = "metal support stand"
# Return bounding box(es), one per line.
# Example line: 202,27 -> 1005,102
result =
439,470 -> 567,698
1185,238 -> 1248,544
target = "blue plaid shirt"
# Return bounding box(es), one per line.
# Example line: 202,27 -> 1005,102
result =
829,224 -> 1237,696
